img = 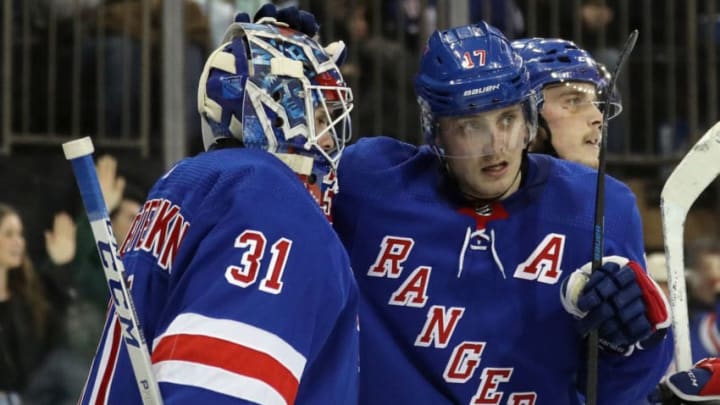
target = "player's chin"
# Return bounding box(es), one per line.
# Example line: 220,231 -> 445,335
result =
586,158 -> 600,169
465,176 -> 514,199
578,150 -> 600,169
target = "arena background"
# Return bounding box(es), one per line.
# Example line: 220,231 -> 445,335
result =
1,0 -> 718,260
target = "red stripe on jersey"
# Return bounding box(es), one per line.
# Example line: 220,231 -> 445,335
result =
152,333 -> 299,404
97,318 -> 123,405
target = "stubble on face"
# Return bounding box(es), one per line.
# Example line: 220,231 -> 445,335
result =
541,82 -> 603,169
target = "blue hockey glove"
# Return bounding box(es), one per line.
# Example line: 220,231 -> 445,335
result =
648,358 -> 720,404
561,256 -> 671,354
234,4 -> 319,38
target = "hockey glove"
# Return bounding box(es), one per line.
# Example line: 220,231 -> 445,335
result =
649,358 -> 720,404
561,255 -> 671,354
234,4 -> 347,66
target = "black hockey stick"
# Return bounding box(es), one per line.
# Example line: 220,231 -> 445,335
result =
586,29 -> 639,405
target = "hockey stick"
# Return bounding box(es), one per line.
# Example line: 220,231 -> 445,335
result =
63,137 -> 163,405
661,120 -> 720,371
586,29 -> 639,405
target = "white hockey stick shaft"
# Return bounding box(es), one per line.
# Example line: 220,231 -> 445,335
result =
661,120 -> 720,371
63,137 -> 163,405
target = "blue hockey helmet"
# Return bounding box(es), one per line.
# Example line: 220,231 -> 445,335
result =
197,22 -> 353,175
414,21 -> 538,153
512,38 -> 621,117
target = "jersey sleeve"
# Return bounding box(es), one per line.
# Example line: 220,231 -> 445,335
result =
80,156 -> 359,405
583,181 -> 673,404
148,170 -> 358,404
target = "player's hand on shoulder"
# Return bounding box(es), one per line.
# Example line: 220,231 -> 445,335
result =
560,255 -> 671,354
235,3 -> 319,38
235,4 -> 347,66
649,358 -> 720,404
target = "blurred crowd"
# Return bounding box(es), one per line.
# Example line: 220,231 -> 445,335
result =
0,1 -> 719,402
2,0 -> 718,156
0,155 -> 143,404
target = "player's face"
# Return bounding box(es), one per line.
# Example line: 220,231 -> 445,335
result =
314,107 -> 335,152
437,104 -> 527,200
0,213 -> 25,270
541,82 -> 603,168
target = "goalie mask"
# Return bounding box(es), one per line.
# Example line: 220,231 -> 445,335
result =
197,22 -> 353,217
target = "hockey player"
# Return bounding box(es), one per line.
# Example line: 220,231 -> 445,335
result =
512,38 -> 620,169
330,21 -> 672,404
79,20 -> 359,404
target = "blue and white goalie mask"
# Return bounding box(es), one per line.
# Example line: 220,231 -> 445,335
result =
197,22 -> 353,202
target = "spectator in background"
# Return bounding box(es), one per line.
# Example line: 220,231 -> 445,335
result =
382,0 -> 426,50
684,238 -> 720,362
0,203 -> 53,404
649,239 -> 720,405
579,0 -> 617,65
331,0 -> 421,143
15,156 -> 144,404
20,212 -> 91,405
469,0 -> 525,39
81,0 -> 210,154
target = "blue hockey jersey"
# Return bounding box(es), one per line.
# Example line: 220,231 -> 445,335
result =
689,307 -> 720,362
332,136 -> 672,405
80,148 -> 359,405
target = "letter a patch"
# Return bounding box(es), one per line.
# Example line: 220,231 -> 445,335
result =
513,233 -> 565,284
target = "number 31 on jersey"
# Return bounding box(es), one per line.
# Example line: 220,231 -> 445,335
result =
225,229 -> 292,295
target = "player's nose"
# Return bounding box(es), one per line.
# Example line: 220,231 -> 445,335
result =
318,133 -> 335,151
588,103 -> 603,131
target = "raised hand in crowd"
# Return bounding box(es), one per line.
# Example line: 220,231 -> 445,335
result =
44,212 -> 76,267
96,154 -> 126,212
